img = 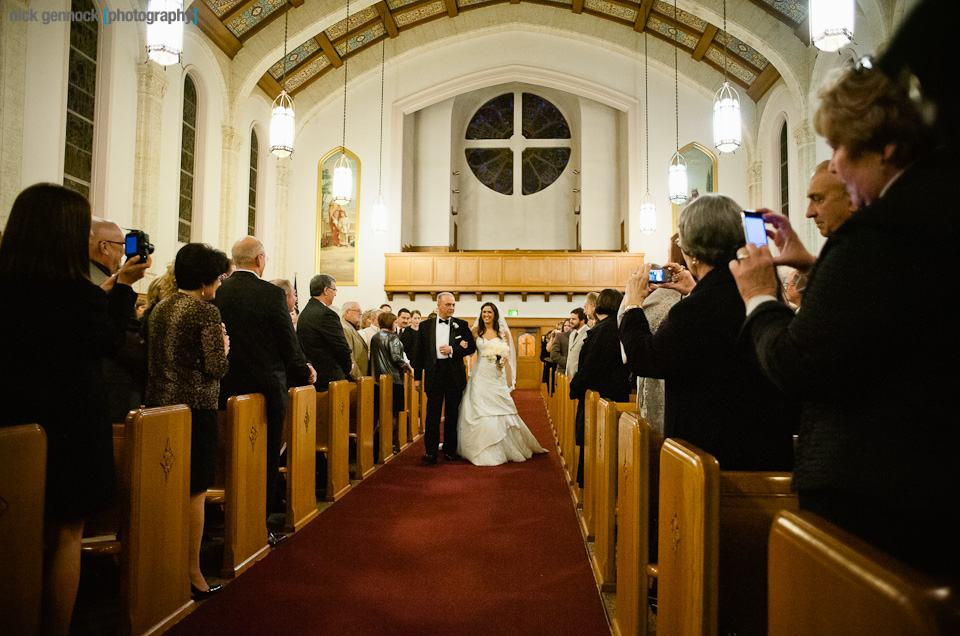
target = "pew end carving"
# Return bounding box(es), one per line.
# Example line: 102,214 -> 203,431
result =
285,385 -> 319,533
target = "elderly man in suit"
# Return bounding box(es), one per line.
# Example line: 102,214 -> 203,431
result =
340,301 -> 368,379
214,237 -> 316,544
298,275 -> 356,391
413,292 -> 476,464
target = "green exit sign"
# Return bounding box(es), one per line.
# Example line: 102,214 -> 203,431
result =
508,309 -> 519,316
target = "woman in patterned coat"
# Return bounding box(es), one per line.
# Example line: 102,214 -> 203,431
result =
146,242 -> 231,599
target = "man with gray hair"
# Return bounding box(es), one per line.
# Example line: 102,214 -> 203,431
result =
271,278 -> 298,325
806,160 -> 855,238
297,274 -> 355,391
214,236 -> 316,542
340,301 -> 368,378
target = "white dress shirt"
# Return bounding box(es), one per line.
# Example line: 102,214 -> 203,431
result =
435,317 -> 451,359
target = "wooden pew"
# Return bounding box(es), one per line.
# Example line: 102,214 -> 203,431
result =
405,370 -> 420,443
81,422 -> 126,557
349,377 -> 376,480
612,412 -> 666,636
283,385 -> 319,533
120,406 -> 195,635
656,438 -> 720,636
221,394 -> 270,578
555,374 -> 570,474
718,471 -> 797,635
377,375 -> 395,465
769,511 -> 960,636
396,376 -> 409,452
0,424 -> 46,636
590,398 -> 636,592
317,381 -> 352,502
578,390 -> 600,537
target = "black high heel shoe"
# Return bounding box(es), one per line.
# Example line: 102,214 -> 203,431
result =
191,584 -> 223,601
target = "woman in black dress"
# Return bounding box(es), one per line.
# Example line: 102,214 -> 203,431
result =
145,243 -> 231,599
0,184 -> 149,636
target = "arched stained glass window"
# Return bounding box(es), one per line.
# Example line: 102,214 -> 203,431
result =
248,130 -> 259,236
779,120 -> 789,216
63,0 -> 99,198
464,92 -> 571,196
178,75 -> 198,243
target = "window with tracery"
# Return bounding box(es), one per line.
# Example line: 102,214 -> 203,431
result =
464,92 -> 571,196
248,130 -> 259,236
63,0 -> 99,198
779,120 -> 789,216
178,75 -> 198,243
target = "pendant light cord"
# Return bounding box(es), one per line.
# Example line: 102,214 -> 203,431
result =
378,39 -> 384,193
644,32 -> 649,193
722,0 -> 729,85
674,0 -> 679,155
281,9 -> 288,91
342,0 -> 350,154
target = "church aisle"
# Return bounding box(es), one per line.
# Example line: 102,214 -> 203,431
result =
166,390 -> 610,636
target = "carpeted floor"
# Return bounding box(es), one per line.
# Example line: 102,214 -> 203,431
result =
166,390 -> 610,636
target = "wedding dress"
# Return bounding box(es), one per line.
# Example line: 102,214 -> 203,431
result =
457,336 -> 547,466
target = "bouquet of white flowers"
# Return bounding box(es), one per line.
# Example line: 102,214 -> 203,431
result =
482,339 -> 510,363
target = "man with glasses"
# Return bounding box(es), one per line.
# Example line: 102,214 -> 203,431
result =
88,219 -> 127,284
340,301 -> 368,379
297,274 -> 355,392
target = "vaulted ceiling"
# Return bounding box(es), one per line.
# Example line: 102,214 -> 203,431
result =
191,0 -> 815,103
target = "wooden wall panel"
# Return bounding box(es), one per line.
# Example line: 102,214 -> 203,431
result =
457,256 -> 479,285
411,257 -> 433,283
595,256 -> 616,283
479,256 -> 502,285
386,257 -> 411,284
434,258 -> 456,286
503,257 -> 524,285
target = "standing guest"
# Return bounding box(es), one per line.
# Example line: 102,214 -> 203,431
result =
141,263 -> 178,332
369,312 -> 413,449
145,243 -> 230,600
297,274 -> 355,392
569,289 -> 631,487
213,236 -> 316,545
359,309 -> 382,347
549,319 -> 572,372
620,194 -> 797,472
397,307 -> 419,370
271,278 -> 298,326
584,291 -> 598,327
730,59 -> 957,575
782,269 -> 807,311
89,218 -> 146,423
379,303 -> 392,313
0,184 -> 150,636
564,308 -> 589,379
340,301 -> 368,379
540,329 -> 556,392
410,309 -> 423,330
805,160 -> 855,238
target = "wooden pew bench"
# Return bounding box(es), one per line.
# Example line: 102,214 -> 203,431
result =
317,381 -> 352,502
0,424 -> 46,636
376,375 -> 395,465
769,511 -> 960,636
283,385 -> 319,533
348,377 -> 376,480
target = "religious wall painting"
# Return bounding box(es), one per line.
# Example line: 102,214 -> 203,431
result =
316,148 -> 361,285
671,142 -> 718,233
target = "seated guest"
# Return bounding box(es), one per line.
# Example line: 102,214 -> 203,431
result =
620,194 -> 797,472
297,274 -> 355,392
0,184 -> 149,636
340,301 -> 368,379
730,59 -> 958,576
370,312 -> 412,449
145,243 -> 231,600
570,288 -> 632,487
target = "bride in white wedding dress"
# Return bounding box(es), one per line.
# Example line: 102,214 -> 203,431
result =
457,302 -> 547,466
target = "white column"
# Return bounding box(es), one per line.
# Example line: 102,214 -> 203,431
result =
747,161 -> 763,210
274,159 -> 290,276
794,119 -> 819,251
132,62 -> 169,242
218,124 -> 243,250
0,0 -> 29,225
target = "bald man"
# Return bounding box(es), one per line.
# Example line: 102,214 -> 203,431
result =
806,160 -> 855,238
89,219 -> 126,285
214,237 -> 316,539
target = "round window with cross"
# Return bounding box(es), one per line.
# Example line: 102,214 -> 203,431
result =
464,92 -> 572,196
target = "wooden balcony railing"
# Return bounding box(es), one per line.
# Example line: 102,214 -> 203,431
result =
383,251 -> 645,301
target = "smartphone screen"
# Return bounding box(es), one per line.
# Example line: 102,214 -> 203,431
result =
125,234 -> 138,257
742,211 -> 768,247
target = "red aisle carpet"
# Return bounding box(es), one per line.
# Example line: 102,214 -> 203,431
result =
167,390 -> 610,636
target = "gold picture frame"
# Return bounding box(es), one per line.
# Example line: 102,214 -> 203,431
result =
316,148 -> 361,285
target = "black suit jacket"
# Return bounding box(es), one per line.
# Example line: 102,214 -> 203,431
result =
569,314 -> 631,403
297,297 -> 354,391
742,146 -> 960,513
413,316 -> 477,392
213,270 -> 312,409
619,265 -> 796,471
398,327 -> 420,378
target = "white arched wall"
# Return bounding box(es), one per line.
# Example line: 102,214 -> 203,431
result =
280,27 -> 750,318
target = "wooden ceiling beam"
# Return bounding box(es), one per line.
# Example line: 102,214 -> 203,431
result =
221,0 -> 261,22
444,0 -> 458,16
317,32 -> 343,68
257,73 -> 283,101
572,0 -> 583,14
746,63 -> 780,102
634,0 -> 654,32
375,1 -> 399,38
692,24 -> 717,61
190,1 -> 242,59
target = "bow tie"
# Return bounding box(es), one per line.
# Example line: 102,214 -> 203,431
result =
439,319 -> 449,324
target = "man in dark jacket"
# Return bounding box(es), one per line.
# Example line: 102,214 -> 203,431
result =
297,274 -> 355,392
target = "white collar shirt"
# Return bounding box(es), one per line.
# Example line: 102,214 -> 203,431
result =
436,316 -> 452,359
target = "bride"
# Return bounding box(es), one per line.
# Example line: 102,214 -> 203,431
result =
457,302 -> 547,466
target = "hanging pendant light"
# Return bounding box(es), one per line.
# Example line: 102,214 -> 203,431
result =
810,0 -> 854,52
146,0 -> 183,66
667,0 -> 687,204
371,40 -> 388,234
713,0 -> 741,153
270,10 -> 296,158
638,32 -> 656,235
332,0 -> 353,205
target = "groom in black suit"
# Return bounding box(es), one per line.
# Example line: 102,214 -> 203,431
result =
413,292 -> 476,464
